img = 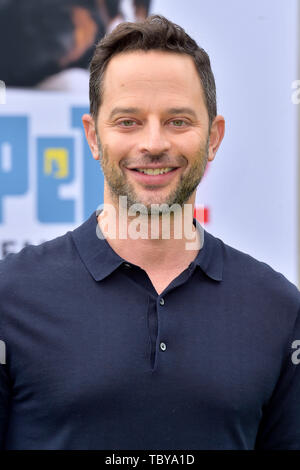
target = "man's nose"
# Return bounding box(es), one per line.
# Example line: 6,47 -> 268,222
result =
137,120 -> 171,155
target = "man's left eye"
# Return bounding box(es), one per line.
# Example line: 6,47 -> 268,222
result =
119,120 -> 135,126
171,120 -> 186,127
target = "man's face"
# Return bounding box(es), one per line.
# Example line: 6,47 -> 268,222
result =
94,50 -> 213,213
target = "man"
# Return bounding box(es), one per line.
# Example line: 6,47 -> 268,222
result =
0,15 -> 300,450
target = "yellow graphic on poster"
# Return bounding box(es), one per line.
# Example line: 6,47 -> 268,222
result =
44,148 -> 68,179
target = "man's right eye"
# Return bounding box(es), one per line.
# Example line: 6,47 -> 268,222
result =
118,120 -> 136,127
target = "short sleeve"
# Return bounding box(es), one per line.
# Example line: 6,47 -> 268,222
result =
255,306 -> 300,449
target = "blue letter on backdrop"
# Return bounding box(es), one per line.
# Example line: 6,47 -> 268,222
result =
0,116 -> 29,223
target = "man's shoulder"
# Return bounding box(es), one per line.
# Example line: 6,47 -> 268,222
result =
1,230 -> 72,264
0,229 -> 77,290
219,233 -> 293,282
212,231 -> 300,307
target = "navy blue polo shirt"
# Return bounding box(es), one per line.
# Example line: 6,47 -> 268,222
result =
0,211 -> 300,450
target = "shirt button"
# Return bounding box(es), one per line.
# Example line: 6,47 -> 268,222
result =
159,298 -> 165,306
124,263 -> 131,268
160,342 -> 167,351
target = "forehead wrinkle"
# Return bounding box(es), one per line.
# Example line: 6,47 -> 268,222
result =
106,81 -> 198,106
107,64 -> 199,93
117,76 -> 194,88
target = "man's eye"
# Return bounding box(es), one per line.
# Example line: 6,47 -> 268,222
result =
170,120 -> 186,127
119,120 -> 135,127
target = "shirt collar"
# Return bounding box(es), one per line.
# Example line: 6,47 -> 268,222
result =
71,211 -> 223,283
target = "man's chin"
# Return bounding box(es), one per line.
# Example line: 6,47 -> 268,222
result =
126,200 -> 185,216
108,187 -> 188,214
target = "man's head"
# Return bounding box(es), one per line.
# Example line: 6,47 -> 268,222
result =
83,15 -> 225,213
89,14 -> 217,128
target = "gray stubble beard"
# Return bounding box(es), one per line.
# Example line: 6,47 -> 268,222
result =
96,132 -> 209,216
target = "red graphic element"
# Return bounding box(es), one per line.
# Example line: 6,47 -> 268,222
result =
194,206 -> 210,224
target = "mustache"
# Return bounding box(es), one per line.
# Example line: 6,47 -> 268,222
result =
121,153 -> 187,167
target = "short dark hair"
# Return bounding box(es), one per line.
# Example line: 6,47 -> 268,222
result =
89,14 -> 217,127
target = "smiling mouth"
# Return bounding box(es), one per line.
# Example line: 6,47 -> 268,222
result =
130,167 -> 178,175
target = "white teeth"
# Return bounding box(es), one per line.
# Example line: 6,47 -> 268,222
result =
136,167 -> 174,175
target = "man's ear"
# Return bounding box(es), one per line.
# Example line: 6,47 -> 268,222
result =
208,115 -> 225,162
82,113 -> 100,160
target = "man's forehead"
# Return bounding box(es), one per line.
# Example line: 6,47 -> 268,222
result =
105,50 -> 199,80
101,50 -> 204,104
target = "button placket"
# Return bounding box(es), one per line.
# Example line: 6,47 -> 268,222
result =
158,297 -> 167,354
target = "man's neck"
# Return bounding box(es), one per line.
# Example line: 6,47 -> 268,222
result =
97,202 -> 202,273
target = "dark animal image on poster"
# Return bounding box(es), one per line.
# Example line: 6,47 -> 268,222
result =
0,0 -> 151,91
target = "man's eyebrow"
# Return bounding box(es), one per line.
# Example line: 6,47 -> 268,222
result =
109,107 -> 141,119
108,107 -> 198,120
166,107 -> 198,119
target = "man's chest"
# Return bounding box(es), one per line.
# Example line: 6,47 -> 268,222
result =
7,290 -> 278,425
